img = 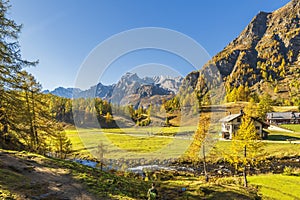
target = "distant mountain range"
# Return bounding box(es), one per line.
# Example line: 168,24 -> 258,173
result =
43,87 -> 82,99
44,73 -> 183,105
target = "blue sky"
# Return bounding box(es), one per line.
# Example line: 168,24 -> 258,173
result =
10,0 -> 290,90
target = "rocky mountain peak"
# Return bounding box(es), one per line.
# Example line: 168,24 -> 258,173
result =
110,73 -> 181,104
224,11 -> 270,55
191,0 -> 300,91
120,72 -> 140,83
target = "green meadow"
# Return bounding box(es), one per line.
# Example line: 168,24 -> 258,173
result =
281,124 -> 300,133
67,126 -> 300,161
248,174 -> 300,200
66,127 -> 195,160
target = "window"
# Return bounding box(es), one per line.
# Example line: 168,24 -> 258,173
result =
225,125 -> 230,131
237,118 -> 241,123
256,126 -> 260,130
233,125 -> 239,131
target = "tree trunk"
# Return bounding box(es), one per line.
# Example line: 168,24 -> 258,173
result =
98,142 -> 105,171
243,145 -> 248,188
25,91 -> 35,149
203,145 -> 209,182
243,165 -> 248,188
31,92 -> 39,149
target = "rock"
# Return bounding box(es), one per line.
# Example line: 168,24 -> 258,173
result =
23,165 -> 35,172
56,183 -> 63,187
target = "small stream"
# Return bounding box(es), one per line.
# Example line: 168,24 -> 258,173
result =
72,159 -> 195,175
73,156 -> 300,177
73,159 -> 98,168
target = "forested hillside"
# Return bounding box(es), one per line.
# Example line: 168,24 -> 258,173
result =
185,0 -> 300,106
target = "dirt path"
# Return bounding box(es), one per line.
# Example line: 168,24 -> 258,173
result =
0,151 -> 98,200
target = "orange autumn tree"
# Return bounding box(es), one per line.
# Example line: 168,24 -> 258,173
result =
225,115 -> 265,187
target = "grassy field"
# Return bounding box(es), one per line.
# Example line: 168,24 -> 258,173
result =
66,129 -> 93,158
248,174 -> 300,200
267,131 -> 300,141
66,125 -> 300,161
105,133 -> 173,153
212,140 -> 300,159
101,126 -> 198,135
158,176 -> 259,200
164,174 -> 300,200
281,124 -> 300,132
66,128 -> 193,160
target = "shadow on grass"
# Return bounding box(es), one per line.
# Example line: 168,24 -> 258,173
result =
268,134 -> 300,141
259,185 -> 300,200
159,184 -> 259,200
71,145 -> 98,154
201,186 -> 261,200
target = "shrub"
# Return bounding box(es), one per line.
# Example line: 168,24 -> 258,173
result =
283,166 -> 294,176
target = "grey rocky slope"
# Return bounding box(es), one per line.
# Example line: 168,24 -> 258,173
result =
185,0 -> 300,94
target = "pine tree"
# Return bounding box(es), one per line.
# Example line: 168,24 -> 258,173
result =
244,98 -> 258,117
18,71 -> 41,150
279,58 -> 286,77
274,85 -> 279,93
53,128 -> 72,159
16,71 -> 70,154
184,114 -> 212,181
226,87 -> 238,102
1,67 -> 74,155
225,115 -> 264,187
0,1 -> 37,147
258,94 -> 273,120
237,85 -> 246,101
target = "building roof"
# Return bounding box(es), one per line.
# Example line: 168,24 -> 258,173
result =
219,113 -> 269,128
219,113 -> 242,122
266,112 -> 300,120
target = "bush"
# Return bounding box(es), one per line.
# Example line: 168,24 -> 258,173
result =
215,177 -> 242,185
283,166 -> 294,176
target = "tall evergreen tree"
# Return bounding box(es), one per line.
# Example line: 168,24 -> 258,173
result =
0,1 -> 71,156
0,0 -> 37,146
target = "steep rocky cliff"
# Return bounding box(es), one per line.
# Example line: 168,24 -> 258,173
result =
186,0 -> 300,100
